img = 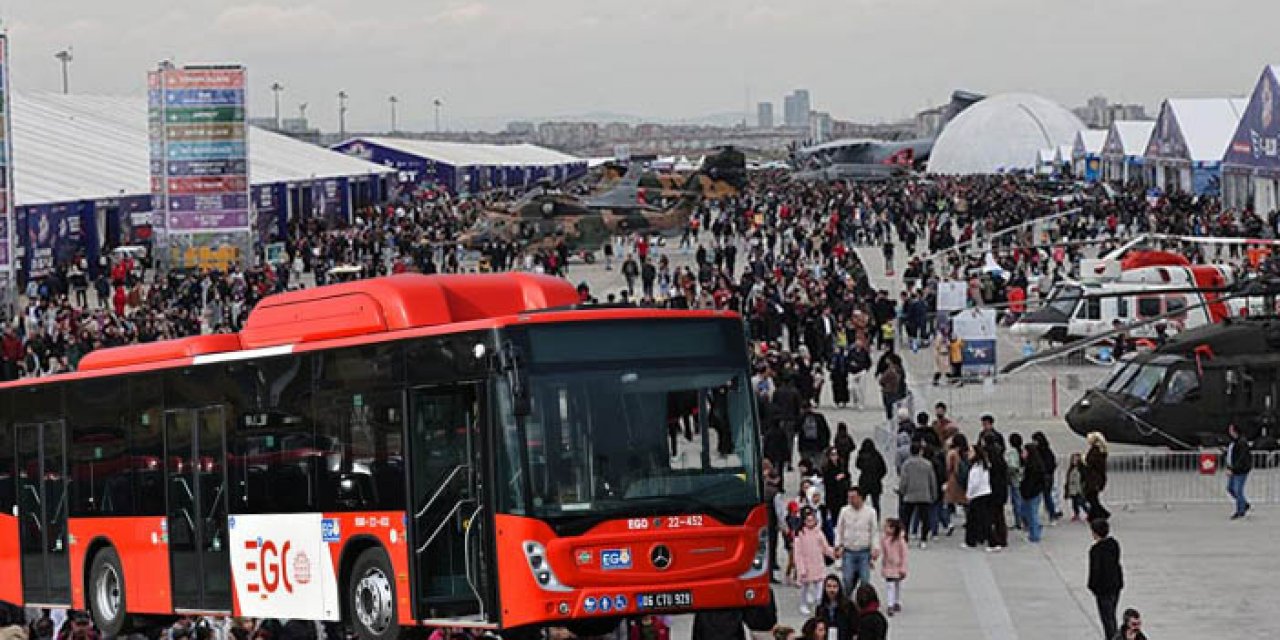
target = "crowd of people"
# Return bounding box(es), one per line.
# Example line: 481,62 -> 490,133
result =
3,167 -> 1234,638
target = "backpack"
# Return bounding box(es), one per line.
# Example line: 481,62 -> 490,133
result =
957,456 -> 972,487
801,413 -> 820,441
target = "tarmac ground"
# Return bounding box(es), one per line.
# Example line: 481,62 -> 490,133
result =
565,239 -> 1277,640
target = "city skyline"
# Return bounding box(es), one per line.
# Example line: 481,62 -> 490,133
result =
1,1 -> 1275,132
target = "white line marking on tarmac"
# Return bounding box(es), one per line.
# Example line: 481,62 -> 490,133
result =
960,551 -> 1019,640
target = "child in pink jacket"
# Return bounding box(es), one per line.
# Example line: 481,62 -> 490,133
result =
793,507 -> 834,616
880,517 -> 909,615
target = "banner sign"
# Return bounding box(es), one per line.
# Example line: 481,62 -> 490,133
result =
149,64 -> 251,269
0,35 -> 14,304
1225,66 -> 1280,176
952,308 -> 998,377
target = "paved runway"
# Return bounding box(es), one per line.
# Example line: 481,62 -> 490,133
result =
564,240 -> 1276,639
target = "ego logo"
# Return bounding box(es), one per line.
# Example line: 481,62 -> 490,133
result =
245,538 -> 294,596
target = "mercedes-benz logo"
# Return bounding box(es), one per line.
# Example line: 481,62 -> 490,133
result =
650,544 -> 672,570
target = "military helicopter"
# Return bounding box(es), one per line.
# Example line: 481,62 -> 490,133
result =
1002,275 -> 1280,450
461,148 -> 746,253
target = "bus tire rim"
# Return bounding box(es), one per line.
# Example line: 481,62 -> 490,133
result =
355,567 -> 393,634
95,563 -> 122,622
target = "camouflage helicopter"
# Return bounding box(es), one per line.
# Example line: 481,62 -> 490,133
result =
461,148 -> 744,254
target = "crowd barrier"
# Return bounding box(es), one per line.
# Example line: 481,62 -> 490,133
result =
890,369 -> 1107,425
1080,451 -> 1280,508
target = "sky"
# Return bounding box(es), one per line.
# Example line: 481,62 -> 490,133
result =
2,0 -> 1278,132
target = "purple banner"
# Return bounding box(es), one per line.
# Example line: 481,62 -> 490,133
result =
166,209 -> 249,231
167,193 -> 249,211
1146,102 -> 1189,160
1225,66 -> 1280,174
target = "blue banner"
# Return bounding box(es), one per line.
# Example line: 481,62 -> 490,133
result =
165,158 -> 249,176
164,88 -> 245,107
165,140 -> 247,161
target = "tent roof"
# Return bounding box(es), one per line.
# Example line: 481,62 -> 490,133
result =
347,137 -> 582,168
1164,98 -> 1248,162
1075,129 -> 1108,155
927,93 -> 1085,174
10,92 -> 393,207
1108,120 -> 1156,156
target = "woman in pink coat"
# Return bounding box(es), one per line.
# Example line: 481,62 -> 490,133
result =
880,518 -> 909,615
793,507 -> 834,616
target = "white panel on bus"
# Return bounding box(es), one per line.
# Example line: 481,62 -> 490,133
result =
228,513 -> 340,620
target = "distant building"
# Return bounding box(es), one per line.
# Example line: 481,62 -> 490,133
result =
1074,96 -> 1150,129
784,90 -> 811,129
809,111 -> 833,143
915,106 -> 946,138
757,102 -> 774,129
506,121 -> 535,135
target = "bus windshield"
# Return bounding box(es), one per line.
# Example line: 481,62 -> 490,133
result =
498,320 -> 761,523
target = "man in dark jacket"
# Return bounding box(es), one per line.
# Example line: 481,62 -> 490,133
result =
771,375 -> 804,469
1226,423 -> 1253,519
1088,518 -> 1123,640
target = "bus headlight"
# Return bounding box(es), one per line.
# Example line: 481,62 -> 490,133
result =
523,541 -> 571,592
739,528 -> 769,579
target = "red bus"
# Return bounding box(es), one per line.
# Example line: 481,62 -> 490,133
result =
0,273 -> 769,639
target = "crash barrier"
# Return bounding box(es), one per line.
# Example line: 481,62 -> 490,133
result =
1079,450 -> 1280,508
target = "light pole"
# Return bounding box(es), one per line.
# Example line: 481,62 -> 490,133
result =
389,95 -> 398,133
433,98 -> 443,133
337,91 -> 348,138
270,82 -> 284,128
54,48 -> 73,94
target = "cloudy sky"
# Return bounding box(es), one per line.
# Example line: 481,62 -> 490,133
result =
2,0 -> 1277,132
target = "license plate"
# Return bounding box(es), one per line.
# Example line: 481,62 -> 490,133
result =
637,590 -> 693,611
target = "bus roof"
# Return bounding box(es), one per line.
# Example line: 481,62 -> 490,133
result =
77,272 -> 579,373
26,273 -> 732,385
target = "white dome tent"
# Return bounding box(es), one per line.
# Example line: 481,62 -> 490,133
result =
927,93 -> 1085,175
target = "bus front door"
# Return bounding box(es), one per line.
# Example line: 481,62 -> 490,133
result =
407,384 -> 493,622
15,421 -> 70,606
164,406 -> 232,613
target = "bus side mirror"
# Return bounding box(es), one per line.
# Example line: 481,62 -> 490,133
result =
498,341 -> 531,417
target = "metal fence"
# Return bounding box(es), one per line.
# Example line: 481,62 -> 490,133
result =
1081,451 -> 1280,507
907,370 -> 1105,423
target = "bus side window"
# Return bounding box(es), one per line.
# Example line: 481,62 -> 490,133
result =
316,344 -> 405,512
0,392 -> 11,516
68,379 -> 133,517
131,375 -> 166,517
229,355 -> 316,514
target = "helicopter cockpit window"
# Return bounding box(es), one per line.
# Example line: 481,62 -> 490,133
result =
1117,297 -> 1129,318
1105,363 -> 1139,392
1122,364 -> 1167,401
1047,285 -> 1082,317
1165,296 -> 1187,320
1161,369 -> 1199,404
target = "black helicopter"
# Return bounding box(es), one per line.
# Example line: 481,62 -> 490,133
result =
1002,277 -> 1280,450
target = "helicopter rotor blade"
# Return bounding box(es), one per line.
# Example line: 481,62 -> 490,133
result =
1000,287 -> 1259,375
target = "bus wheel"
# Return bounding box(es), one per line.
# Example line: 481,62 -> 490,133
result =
89,547 -> 128,637
349,547 -> 401,640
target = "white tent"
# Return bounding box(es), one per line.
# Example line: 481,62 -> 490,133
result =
928,93 -> 1085,174
12,93 -> 393,207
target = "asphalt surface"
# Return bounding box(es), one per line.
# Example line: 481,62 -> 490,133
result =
564,240 -> 1276,640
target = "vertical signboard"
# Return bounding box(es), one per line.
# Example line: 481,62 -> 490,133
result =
149,64 -> 250,271
0,34 -> 14,312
